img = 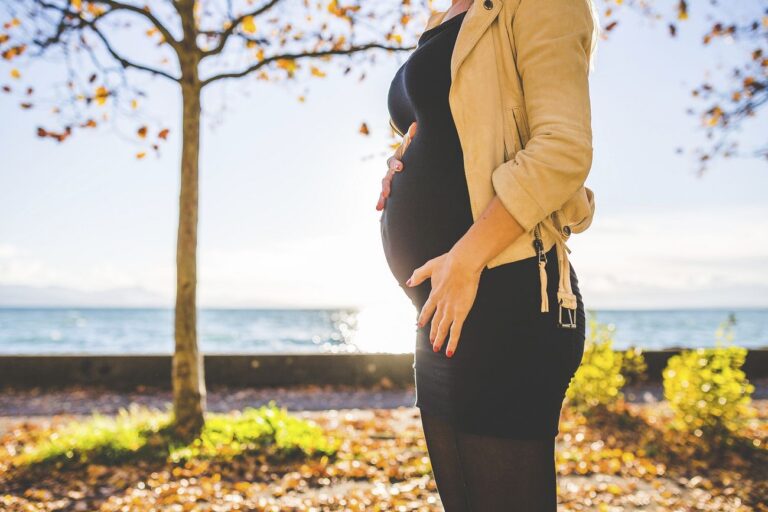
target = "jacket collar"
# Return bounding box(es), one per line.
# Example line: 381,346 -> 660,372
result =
428,0 -> 504,82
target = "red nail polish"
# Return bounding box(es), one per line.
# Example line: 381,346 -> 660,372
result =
446,350 -> 453,357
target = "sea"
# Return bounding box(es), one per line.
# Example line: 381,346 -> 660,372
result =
0,307 -> 765,355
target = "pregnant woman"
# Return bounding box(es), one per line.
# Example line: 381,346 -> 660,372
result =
378,0 -> 599,509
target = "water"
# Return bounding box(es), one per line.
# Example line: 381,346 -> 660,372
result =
0,307 -> 765,355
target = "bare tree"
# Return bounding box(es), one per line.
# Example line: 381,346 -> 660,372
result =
0,0 -> 420,439
598,0 -> 768,172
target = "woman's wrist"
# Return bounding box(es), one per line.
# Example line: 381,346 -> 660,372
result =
449,238 -> 487,276
449,195 -> 527,274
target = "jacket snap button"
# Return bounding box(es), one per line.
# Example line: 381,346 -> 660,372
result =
562,226 -> 572,236
483,0 -> 493,9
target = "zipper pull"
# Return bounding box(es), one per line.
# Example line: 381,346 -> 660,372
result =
532,224 -> 549,313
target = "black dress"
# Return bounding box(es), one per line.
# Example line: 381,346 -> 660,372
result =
380,10 -> 587,439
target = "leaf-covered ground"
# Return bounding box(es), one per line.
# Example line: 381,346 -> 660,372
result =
0,385 -> 766,511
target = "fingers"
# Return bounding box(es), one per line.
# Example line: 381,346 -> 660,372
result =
407,121 -> 418,139
381,173 -> 392,198
417,292 -> 437,329
427,308 -> 465,357
444,316 -> 465,358
430,306 -> 449,349
388,156 -> 403,173
377,158 -> 401,210
406,259 -> 433,288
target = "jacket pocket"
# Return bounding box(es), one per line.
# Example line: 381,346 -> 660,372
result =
502,105 -> 531,161
511,105 -> 531,149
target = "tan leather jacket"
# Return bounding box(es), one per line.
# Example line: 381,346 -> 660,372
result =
388,0 -> 597,327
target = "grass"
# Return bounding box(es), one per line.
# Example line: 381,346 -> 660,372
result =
12,401 -> 339,467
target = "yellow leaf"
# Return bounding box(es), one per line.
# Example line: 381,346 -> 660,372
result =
131,99 -> 139,109
136,152 -> 146,159
256,48 -> 265,61
137,126 -> 148,139
94,86 -> 108,106
310,66 -> 326,78
72,0 -> 82,11
276,58 -> 297,76
87,4 -> 105,16
242,15 -> 257,34
10,68 -> 20,79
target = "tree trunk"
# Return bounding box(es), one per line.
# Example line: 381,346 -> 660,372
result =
172,68 -> 206,440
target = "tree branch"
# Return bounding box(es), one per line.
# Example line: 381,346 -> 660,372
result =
90,0 -> 181,52
201,42 -> 415,87
201,0 -> 283,58
86,19 -> 180,81
30,1 -> 180,82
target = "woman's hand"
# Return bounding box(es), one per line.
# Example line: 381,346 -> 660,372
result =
406,248 -> 483,358
376,121 -> 417,211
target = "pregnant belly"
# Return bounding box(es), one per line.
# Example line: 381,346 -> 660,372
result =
379,143 -> 473,287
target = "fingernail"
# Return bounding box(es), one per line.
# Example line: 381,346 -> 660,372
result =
433,344 -> 439,352
406,278 -> 412,286
446,350 -> 453,357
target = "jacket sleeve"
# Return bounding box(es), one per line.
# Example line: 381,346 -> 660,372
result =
490,0 -> 595,234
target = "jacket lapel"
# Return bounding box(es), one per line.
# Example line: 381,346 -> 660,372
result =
451,0 -> 504,82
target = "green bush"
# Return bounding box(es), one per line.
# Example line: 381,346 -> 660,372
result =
662,325 -> 755,441
566,313 -> 625,413
15,401 -> 339,467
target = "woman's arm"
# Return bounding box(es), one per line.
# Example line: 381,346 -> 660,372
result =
407,0 -> 596,357
406,196 -> 524,357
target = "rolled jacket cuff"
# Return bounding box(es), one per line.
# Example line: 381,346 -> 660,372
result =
491,163 -> 548,233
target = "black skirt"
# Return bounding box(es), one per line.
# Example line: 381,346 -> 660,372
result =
380,10 -> 586,439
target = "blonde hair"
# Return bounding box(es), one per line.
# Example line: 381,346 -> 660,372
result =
586,0 -> 601,73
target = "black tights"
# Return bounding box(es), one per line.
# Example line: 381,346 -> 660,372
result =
420,411 -> 557,512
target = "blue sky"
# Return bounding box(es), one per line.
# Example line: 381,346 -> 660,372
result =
1,1 -> 767,311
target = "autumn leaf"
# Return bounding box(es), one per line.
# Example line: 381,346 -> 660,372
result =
94,86 -> 109,106
310,66 -> 326,78
276,58 -> 297,76
242,15 -> 257,34
137,126 -> 148,139
10,68 -> 20,79
0,34 -> 9,44
131,99 -> 139,109
359,122 -> 369,135
3,18 -> 20,30
136,152 -> 146,159
2,45 -> 26,60
158,128 -> 170,140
